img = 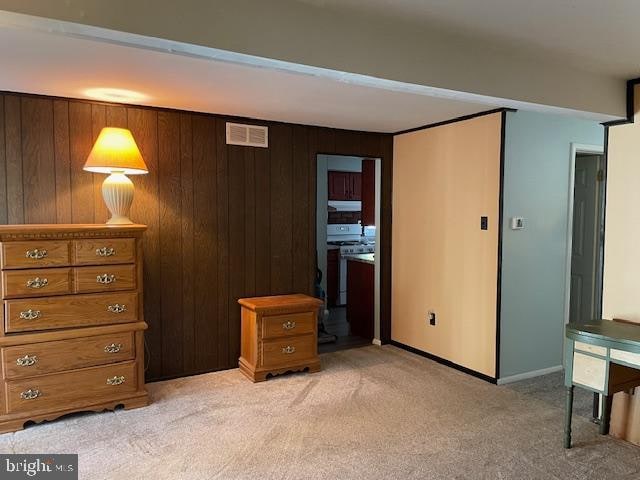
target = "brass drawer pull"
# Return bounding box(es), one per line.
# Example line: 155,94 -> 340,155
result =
20,389 -> 41,400
107,304 -> 126,314
282,346 -> 296,354
96,247 -> 116,257
282,321 -> 297,330
19,309 -> 41,320
26,277 -> 48,289
25,249 -> 47,260
16,355 -> 38,367
96,274 -> 116,285
104,343 -> 123,354
106,375 -> 125,386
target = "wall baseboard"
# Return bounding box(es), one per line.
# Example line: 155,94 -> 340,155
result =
497,365 -> 563,385
390,340 -> 497,384
372,338 -> 382,346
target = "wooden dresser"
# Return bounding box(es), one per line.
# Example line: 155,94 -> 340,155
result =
238,294 -> 322,382
0,224 -> 148,433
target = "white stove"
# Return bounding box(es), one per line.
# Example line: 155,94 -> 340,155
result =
327,224 -> 375,305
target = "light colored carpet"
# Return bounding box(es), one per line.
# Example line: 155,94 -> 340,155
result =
1,345 -> 639,479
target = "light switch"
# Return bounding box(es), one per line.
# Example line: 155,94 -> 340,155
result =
511,217 -> 525,230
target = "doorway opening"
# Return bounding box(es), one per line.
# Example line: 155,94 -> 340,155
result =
565,144 -> 606,325
315,154 -> 382,353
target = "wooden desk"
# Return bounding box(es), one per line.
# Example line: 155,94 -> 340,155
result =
564,320 -> 640,448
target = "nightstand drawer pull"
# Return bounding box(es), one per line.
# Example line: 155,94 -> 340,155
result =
104,343 -> 123,354
282,346 -> 296,354
96,274 -> 116,285
282,321 -> 296,330
26,277 -> 48,289
16,355 -> 38,367
107,303 -> 126,314
25,249 -> 47,260
20,389 -> 41,400
96,247 -> 116,257
19,309 -> 41,320
106,375 -> 125,386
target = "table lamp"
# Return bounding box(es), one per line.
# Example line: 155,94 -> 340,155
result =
83,127 -> 148,224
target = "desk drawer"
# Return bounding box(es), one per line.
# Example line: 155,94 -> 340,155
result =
573,352 -> 606,391
5,292 -> 138,333
73,238 -> 135,266
575,341 -> 608,357
1,241 -> 70,269
74,265 -> 136,294
262,335 -> 316,368
610,349 -> 640,367
5,361 -> 137,415
2,268 -> 72,299
2,332 -> 134,379
262,312 -> 315,339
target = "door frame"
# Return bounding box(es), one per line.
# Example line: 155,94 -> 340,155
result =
315,154 -> 383,344
564,143 -> 605,325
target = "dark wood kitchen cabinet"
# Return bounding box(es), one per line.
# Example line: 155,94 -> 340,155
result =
326,248 -> 340,307
328,171 -> 362,201
346,258 -> 374,339
361,159 -> 375,226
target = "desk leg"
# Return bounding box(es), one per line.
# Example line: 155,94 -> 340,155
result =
599,394 -> 612,435
564,386 -> 574,449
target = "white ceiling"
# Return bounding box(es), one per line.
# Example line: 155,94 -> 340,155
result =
297,0 -> 640,78
0,25 -> 500,133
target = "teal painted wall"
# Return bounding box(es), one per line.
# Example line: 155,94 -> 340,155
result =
500,111 -> 604,379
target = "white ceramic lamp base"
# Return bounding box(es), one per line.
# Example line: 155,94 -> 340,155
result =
102,172 -> 135,225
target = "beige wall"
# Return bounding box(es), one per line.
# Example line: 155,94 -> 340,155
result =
392,113 -> 502,378
603,84 -> 640,443
602,87 -> 640,322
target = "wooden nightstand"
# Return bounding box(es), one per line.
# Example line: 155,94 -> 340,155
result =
238,294 -> 322,382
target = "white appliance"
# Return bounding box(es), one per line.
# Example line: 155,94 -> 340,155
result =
328,200 -> 361,212
327,224 -> 375,305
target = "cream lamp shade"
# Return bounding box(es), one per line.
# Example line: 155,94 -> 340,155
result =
84,127 -> 148,224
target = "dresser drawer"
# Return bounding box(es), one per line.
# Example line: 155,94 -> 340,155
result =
1,241 -> 70,269
73,238 -> 135,266
5,361 -> 137,415
74,265 -> 136,294
262,335 -> 316,368
263,311 -> 315,339
2,268 -> 72,299
5,292 -> 138,333
2,332 -> 134,379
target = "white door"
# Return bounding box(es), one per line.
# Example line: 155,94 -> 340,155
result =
570,154 -> 603,324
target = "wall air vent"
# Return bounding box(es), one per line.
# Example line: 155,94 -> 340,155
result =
225,122 -> 268,148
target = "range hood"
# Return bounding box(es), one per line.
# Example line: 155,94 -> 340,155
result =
328,200 -> 361,212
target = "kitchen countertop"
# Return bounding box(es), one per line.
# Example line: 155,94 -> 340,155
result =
345,253 -> 374,265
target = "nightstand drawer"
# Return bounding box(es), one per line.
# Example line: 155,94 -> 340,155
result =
2,268 -> 72,299
73,238 -> 136,266
5,361 -> 137,415
1,241 -> 70,269
74,265 -> 136,294
262,335 -> 316,368
262,312 -> 315,339
5,292 -> 138,333
2,332 -> 134,379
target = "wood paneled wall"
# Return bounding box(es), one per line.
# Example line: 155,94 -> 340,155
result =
0,92 -> 393,381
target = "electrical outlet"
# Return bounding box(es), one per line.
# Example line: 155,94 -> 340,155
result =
428,311 -> 436,326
